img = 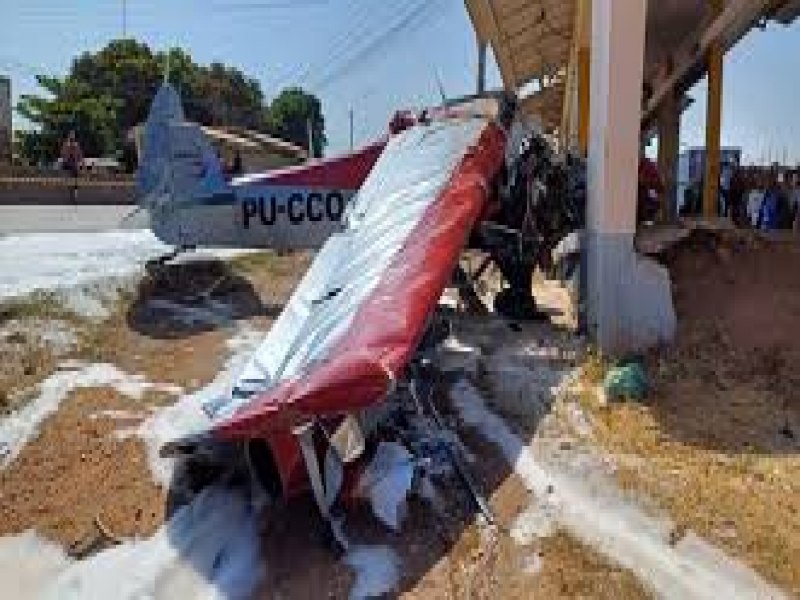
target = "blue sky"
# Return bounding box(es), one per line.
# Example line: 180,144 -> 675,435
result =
1,0 -> 798,160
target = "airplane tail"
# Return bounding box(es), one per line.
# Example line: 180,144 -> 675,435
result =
136,83 -> 230,211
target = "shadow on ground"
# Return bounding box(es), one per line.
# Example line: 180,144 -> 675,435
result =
126,258 -> 285,340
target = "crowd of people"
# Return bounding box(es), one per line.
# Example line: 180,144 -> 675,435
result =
681,164 -> 800,232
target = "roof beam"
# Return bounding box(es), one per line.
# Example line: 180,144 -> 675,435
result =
644,0 -> 774,121
464,0 -> 517,89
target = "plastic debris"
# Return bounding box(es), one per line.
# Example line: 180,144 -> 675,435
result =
356,442 -> 415,531
603,360 -> 649,402
344,545 -> 400,600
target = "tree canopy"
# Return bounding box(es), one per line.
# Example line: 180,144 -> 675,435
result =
16,39 -> 326,167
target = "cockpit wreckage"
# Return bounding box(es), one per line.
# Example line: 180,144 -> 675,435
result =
140,88 -> 586,550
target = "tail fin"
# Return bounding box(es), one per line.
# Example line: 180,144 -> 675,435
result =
136,84 -> 229,210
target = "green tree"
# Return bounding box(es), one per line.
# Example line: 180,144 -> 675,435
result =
14,39 -> 325,167
16,74 -> 122,163
265,88 -> 326,158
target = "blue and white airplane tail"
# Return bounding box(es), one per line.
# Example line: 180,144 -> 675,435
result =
136,83 -> 384,250
136,83 -> 231,213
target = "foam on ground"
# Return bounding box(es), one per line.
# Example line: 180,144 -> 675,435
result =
0,485 -> 264,600
0,230 -> 168,300
122,327 -> 265,487
344,545 -> 401,600
0,362 -> 182,467
0,230 -> 256,318
450,377 -> 787,600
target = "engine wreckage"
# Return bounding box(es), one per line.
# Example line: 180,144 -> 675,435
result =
161,95 -> 586,550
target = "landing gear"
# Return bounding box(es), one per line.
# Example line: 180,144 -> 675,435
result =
476,223 -> 547,321
145,245 -> 194,276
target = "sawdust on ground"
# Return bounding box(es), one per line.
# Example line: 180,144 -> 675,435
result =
0,387 -> 166,550
585,230 -> 800,594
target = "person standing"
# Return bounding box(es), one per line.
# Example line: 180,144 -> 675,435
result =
746,173 -> 766,228
758,176 -> 783,231
60,130 -> 83,203
720,161 -> 734,217
728,166 -> 747,227
637,156 -> 663,224
789,172 -> 800,233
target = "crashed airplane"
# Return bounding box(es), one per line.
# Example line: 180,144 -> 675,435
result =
138,86 -> 586,548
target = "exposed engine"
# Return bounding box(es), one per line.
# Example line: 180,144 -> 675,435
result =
472,122 -> 587,320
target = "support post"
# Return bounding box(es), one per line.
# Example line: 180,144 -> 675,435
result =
657,90 -> 680,221
307,118 -> 315,159
349,108 -> 354,151
477,38 -> 487,95
586,0 -> 675,353
577,0 -> 592,157
703,0 -> 724,218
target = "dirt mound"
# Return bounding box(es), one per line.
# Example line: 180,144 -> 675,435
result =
664,229 -> 800,356
653,229 -> 800,441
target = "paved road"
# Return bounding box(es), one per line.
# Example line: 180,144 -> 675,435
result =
0,204 -> 148,235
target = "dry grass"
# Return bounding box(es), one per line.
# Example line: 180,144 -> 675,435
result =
581,233 -> 800,595
0,293 -> 79,414
586,351 -> 800,594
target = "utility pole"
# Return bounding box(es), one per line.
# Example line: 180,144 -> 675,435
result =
122,0 -> 127,38
349,108 -> 354,151
307,117 -> 315,160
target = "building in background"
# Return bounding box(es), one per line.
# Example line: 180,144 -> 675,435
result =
200,125 -> 308,172
0,76 -> 11,166
130,122 -> 307,174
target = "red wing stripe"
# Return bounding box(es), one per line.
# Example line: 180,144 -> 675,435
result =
216,123 -> 505,439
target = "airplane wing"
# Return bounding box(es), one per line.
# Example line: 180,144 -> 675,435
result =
200,112 -> 505,492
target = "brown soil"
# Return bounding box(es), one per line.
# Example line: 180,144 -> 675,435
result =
665,230 -> 800,354
586,230 -> 800,594
0,387 -> 166,549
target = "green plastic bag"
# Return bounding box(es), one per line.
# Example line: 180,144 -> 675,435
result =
603,361 -> 649,402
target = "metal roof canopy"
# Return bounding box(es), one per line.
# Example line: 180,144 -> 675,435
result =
466,0 -> 573,130
465,0 -> 800,132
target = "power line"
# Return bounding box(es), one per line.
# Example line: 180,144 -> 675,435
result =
265,0 -> 374,92
208,0 -> 330,9
305,0 -> 448,92
275,0 -> 427,93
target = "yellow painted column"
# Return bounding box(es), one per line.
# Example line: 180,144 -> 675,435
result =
658,90 -> 680,221
703,0 -> 724,218
578,47 -> 591,157
577,0 -> 592,157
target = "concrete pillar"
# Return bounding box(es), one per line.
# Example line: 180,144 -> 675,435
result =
586,0 -> 676,353
658,90 -> 680,221
703,0 -> 724,218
